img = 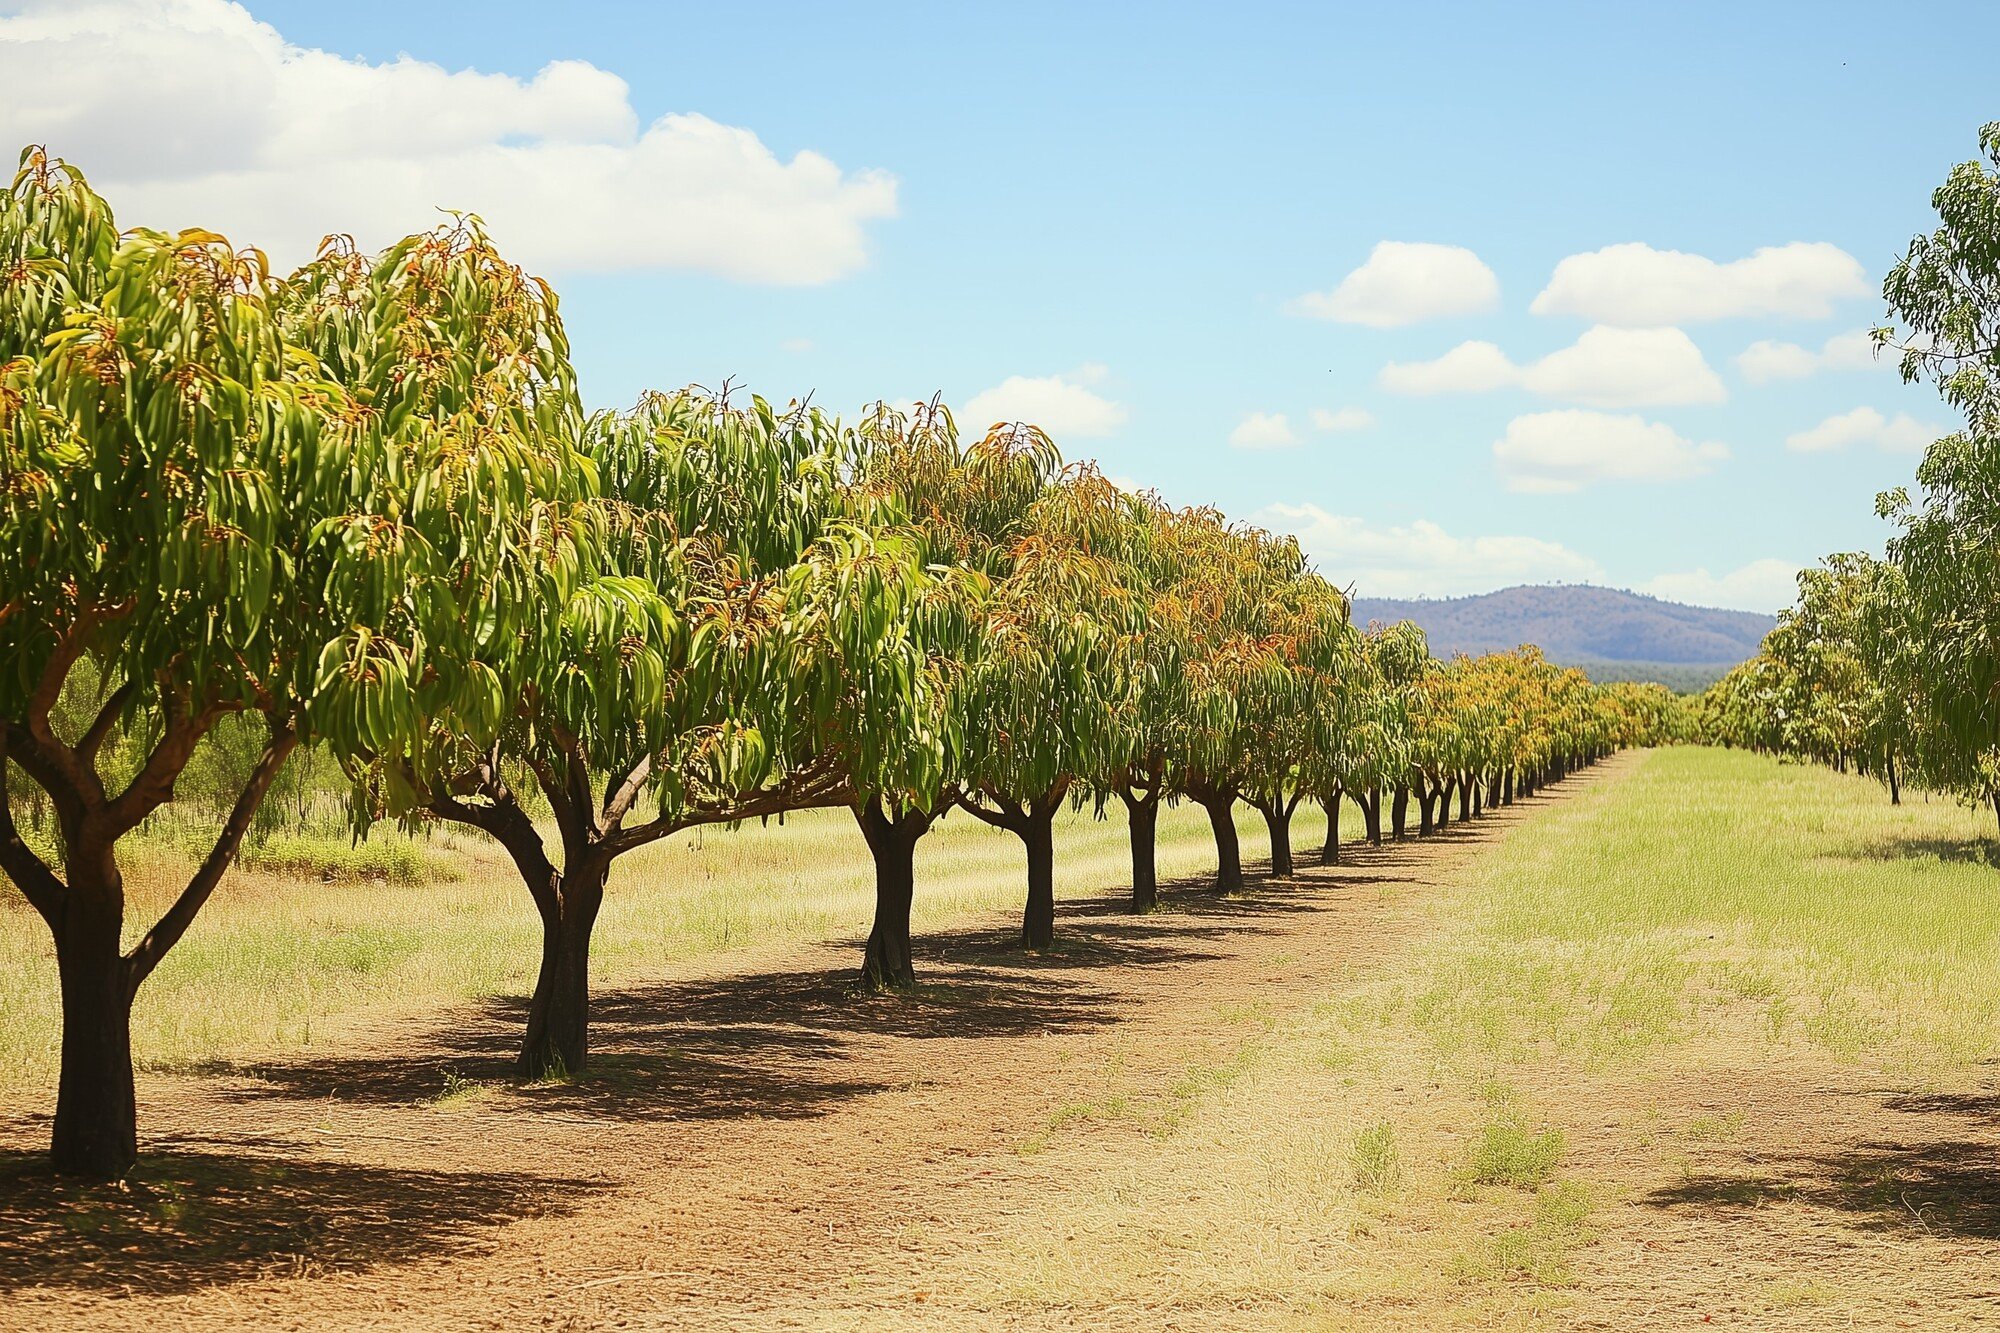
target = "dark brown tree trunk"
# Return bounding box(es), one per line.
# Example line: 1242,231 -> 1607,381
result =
1503,768 -> 1516,805
1121,789 -> 1160,913
1202,793 -> 1242,894
1021,807 -> 1057,949
1459,774 -> 1474,821
1364,786 -> 1383,844
1320,793 -> 1341,866
1435,780 -> 1451,830
855,801 -> 926,990
519,861 -> 605,1079
1488,771 -> 1503,808
1415,776 -> 1434,836
1887,754 -> 1902,806
1391,784 -> 1410,839
1258,800 -> 1294,878
51,852 -> 137,1179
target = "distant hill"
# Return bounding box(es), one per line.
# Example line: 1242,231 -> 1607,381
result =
1349,585 -> 1774,690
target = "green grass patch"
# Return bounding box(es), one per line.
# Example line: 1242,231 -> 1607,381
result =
1407,748 -> 2000,1077
1463,1116 -> 1565,1189
1351,1120 -> 1402,1193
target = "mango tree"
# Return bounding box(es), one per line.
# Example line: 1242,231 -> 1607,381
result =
367,389 -> 913,1073
0,156 -> 571,1176
954,456 -> 1139,947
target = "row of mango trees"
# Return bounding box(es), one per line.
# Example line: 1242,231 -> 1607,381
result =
1698,124 -> 2000,823
0,150 -> 1676,1179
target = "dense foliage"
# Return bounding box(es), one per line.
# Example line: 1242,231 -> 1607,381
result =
1,148 -> 1670,1178
1698,123 -> 2000,825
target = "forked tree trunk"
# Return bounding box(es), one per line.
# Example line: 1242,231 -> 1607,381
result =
519,861 -> 605,1079
1435,781 -> 1451,830
855,801 -> 931,990
1257,800 -> 1294,878
1460,774 -> 1474,821
1121,788 -> 1161,913
1320,793 -> 1341,866
1201,792 -> 1243,894
962,786 -> 1068,949
51,852 -> 137,1180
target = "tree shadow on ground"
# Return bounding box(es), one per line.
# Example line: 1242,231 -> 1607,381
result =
196,962 -> 1125,1120
197,800 -> 1518,1122
1884,1088 -> 2000,1117
1639,1137 -> 2000,1239
196,856 -> 1352,1120
0,1148 -> 604,1295
1842,836 -> 2000,869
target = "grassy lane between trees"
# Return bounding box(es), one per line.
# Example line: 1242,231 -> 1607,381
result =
907,745 -> 2000,1327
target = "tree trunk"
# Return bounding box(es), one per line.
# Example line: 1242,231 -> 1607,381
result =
1459,774 -> 1474,822
1488,771 -> 1502,808
1364,787 -> 1383,844
1503,768 -> 1516,805
51,854 -> 137,1179
1887,754 -> 1901,806
1435,780 -> 1451,830
855,802 -> 923,990
518,863 -> 605,1079
1320,793 -> 1341,866
1122,790 -> 1160,914
1261,803 -> 1293,878
1021,808 -> 1057,949
1415,776 -> 1434,836
1391,784 -> 1410,839
1202,794 -> 1242,894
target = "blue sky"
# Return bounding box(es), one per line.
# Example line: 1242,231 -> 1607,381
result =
3,1 -> 1992,610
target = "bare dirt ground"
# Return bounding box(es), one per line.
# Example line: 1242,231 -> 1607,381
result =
4,757 -> 1997,1330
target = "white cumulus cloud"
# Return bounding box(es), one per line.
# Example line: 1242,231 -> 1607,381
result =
1494,410 -> 1729,494
1638,559 -> 1803,614
1531,242 -> 1869,326
1381,326 -> 1725,407
1259,503 -> 1605,598
1288,241 -> 1499,327
1309,406 -> 1375,433
1380,341 -> 1519,395
1785,406 -> 1941,455
1229,411 -> 1299,450
1736,329 -> 1894,382
0,0 -> 898,279
962,364 -> 1127,439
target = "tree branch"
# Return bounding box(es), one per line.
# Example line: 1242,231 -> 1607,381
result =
599,761 -> 857,860
601,755 -> 653,832
0,730 -> 67,930
956,787 -> 1027,832
76,680 -> 136,770
105,684 -> 224,835
125,723 -> 298,992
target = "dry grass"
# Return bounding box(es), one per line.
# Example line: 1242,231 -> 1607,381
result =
0,798 -> 1326,1093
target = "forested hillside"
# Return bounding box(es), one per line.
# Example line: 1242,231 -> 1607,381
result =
1351,585 -> 1775,681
